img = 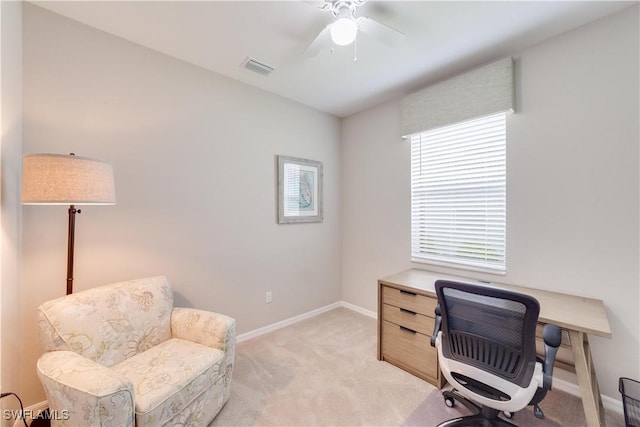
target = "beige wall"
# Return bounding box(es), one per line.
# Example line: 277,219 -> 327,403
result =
21,4 -> 341,404
1,0 -> 23,422
342,5 -> 639,400
18,0 -> 640,409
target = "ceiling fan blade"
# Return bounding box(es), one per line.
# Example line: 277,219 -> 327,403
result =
300,0 -> 332,12
304,24 -> 331,57
356,16 -> 405,47
317,1 -> 333,12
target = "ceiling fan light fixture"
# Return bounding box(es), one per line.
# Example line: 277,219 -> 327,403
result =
330,17 -> 358,46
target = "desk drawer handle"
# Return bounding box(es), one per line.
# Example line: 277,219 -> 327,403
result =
399,326 -> 417,334
400,308 -> 417,316
400,290 -> 417,297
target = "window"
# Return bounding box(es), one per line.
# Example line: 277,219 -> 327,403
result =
410,112 -> 506,273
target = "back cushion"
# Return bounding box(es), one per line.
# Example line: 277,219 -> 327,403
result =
37,276 -> 173,367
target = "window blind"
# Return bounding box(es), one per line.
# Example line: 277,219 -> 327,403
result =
401,57 -> 514,137
411,112 -> 506,273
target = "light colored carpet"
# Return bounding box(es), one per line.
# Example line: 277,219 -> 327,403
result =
211,307 -> 624,426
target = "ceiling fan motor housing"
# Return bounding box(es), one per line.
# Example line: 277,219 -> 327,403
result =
306,0 -> 402,55
332,1 -> 357,19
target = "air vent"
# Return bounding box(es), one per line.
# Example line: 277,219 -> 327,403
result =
242,58 -> 274,76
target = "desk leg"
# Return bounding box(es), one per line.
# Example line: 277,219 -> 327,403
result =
569,330 -> 606,427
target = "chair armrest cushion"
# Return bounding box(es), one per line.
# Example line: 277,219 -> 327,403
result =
171,308 -> 236,352
430,305 -> 442,347
542,324 -> 562,390
171,308 -> 237,402
37,351 -> 134,427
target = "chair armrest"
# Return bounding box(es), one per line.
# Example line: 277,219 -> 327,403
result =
171,308 -> 237,403
430,305 -> 442,347
542,324 -> 562,390
37,351 -> 134,427
171,307 -> 236,352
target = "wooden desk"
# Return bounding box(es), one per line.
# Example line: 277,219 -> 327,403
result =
378,269 -> 611,427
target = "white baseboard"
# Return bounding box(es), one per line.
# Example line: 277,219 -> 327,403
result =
339,301 -> 377,319
12,400 -> 48,427
236,301 -> 377,343
236,302 -> 342,343
552,375 -> 623,416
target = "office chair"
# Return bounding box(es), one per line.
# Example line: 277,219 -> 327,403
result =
431,280 -> 562,427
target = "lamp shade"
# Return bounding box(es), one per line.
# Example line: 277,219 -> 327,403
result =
22,153 -> 116,205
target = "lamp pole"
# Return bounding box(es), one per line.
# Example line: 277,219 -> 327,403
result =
66,205 -> 81,295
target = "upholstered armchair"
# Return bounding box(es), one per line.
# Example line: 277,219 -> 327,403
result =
36,276 -> 236,427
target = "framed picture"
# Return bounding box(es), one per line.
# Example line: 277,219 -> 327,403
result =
277,155 -> 323,224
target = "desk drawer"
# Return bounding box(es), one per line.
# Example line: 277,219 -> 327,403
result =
381,320 -> 438,381
382,304 -> 434,336
382,286 -> 437,317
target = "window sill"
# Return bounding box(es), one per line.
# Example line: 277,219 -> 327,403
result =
411,257 -> 506,276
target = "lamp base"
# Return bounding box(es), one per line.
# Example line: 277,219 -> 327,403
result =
30,408 -> 50,426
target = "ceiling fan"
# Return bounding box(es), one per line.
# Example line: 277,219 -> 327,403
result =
304,0 -> 405,57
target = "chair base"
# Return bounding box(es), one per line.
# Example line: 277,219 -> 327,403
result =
437,390 -> 518,427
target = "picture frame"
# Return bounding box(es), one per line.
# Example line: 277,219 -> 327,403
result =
277,155 -> 323,224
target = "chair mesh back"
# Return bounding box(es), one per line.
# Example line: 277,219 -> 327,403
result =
436,280 -> 540,387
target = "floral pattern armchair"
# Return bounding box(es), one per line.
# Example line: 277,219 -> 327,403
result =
36,276 -> 236,427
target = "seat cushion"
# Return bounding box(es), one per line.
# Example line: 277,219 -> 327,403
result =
112,337 -> 225,426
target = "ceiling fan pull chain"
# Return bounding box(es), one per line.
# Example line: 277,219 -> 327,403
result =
354,35 -> 358,62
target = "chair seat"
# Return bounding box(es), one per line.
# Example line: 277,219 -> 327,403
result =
113,338 -> 225,426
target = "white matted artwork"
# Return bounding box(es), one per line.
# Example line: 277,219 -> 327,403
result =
277,155 -> 323,224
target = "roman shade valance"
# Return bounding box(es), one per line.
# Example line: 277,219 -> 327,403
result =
401,57 -> 514,137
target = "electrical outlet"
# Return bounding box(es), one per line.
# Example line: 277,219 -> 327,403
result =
265,291 -> 272,303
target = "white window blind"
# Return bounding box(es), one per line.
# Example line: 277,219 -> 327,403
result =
411,112 -> 506,273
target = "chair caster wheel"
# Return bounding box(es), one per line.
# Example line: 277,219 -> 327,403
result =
533,404 -> 545,420
503,411 -> 513,419
444,397 -> 455,408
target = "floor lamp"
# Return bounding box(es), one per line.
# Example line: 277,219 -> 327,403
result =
22,153 -> 116,295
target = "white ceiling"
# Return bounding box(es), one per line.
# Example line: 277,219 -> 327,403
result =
32,0 -> 635,118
